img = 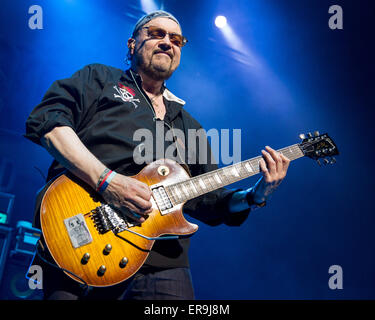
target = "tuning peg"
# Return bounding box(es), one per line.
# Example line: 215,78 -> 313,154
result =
299,133 -> 306,140
323,158 -> 330,165
314,131 -> 320,137
307,132 -> 313,138
330,157 -> 336,164
316,159 -> 321,166
315,149 -> 322,157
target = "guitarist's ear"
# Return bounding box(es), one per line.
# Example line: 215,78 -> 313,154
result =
127,38 -> 136,55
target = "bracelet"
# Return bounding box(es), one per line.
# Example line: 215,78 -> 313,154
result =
96,168 -> 111,190
96,168 -> 117,194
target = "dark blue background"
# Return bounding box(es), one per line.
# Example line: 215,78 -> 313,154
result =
0,0 -> 374,299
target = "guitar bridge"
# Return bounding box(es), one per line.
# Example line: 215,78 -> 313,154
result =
91,205 -> 134,234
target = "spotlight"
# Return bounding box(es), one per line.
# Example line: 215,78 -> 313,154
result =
140,0 -> 158,13
215,15 -> 227,29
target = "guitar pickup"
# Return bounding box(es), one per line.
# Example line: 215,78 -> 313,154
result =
151,185 -> 174,215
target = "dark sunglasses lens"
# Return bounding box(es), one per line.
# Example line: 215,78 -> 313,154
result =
147,26 -> 186,47
169,35 -> 184,47
148,27 -> 166,39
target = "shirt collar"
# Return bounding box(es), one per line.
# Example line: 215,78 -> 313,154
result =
121,68 -> 185,121
121,68 -> 167,92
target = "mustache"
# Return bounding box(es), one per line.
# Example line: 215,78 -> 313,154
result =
153,50 -> 173,59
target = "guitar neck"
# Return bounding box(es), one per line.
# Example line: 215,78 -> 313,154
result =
165,143 -> 304,204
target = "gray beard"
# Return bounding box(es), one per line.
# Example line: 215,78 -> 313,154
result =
136,55 -> 174,81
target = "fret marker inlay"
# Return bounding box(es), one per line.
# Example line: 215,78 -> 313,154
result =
214,174 -> 222,184
182,184 -> 189,196
231,167 -> 240,177
199,179 -> 206,189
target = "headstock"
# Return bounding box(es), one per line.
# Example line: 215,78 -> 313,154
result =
298,131 -> 339,166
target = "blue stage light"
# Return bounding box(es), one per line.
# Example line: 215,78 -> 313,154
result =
141,0 -> 159,13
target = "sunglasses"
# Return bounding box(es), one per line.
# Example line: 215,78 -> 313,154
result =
142,26 -> 188,47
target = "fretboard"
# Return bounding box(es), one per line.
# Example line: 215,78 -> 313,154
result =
165,143 -> 304,205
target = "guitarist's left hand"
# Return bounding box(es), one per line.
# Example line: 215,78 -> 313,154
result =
251,146 -> 290,204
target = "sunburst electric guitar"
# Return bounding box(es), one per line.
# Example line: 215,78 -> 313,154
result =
40,132 -> 339,287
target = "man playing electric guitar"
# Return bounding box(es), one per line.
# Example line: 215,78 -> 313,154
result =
25,10 -> 290,300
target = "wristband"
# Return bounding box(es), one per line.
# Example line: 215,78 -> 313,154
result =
96,168 -> 111,190
97,171 -> 117,194
96,168 -> 117,194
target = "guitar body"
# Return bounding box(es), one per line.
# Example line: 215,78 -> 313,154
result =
40,159 -> 198,287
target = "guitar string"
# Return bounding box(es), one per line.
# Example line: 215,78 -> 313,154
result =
166,146 -> 301,204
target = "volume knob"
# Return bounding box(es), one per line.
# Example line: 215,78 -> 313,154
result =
103,243 -> 112,255
98,265 -> 106,276
81,253 -> 90,264
119,257 -> 128,268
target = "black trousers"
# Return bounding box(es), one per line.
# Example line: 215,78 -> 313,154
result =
35,252 -> 195,300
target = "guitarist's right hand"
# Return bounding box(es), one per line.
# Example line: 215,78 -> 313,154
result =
101,174 -> 153,223
41,127 -> 153,223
